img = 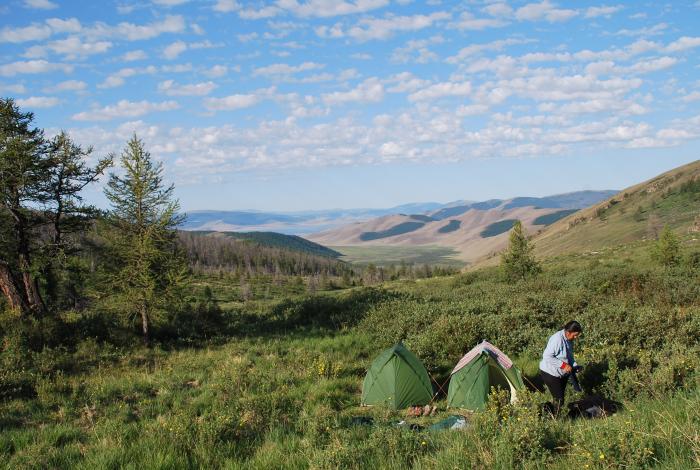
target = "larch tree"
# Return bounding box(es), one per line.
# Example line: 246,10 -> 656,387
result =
0,98 -> 48,314
103,135 -> 187,346
501,220 -> 541,281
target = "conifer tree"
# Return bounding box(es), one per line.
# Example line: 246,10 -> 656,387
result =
0,98 -> 47,314
501,220 -> 541,281
652,225 -> 680,267
103,135 -> 187,346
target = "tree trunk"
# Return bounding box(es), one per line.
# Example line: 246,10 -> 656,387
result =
0,260 -> 28,313
140,305 -> 150,347
13,209 -> 46,314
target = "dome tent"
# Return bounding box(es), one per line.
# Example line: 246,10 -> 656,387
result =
361,343 -> 433,410
447,341 -> 525,411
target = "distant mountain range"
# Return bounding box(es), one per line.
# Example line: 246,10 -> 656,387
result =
181,202 -> 446,235
180,192 -> 615,236
304,191 -> 617,264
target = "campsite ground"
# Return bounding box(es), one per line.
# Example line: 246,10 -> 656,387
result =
1,239 -> 699,468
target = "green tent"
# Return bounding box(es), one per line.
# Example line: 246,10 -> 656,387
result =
361,343 -> 433,410
447,341 -> 525,411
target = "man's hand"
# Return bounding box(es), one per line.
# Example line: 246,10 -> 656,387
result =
562,363 -> 573,374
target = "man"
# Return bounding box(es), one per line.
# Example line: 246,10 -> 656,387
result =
539,320 -> 583,416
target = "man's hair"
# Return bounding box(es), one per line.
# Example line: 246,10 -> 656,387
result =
563,320 -> 582,333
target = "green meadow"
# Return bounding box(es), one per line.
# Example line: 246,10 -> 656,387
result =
2,238 -> 699,469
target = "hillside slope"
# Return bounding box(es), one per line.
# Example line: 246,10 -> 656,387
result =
472,159 -> 700,267
306,191 -> 614,264
532,159 -> 700,258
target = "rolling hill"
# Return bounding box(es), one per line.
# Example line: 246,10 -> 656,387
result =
305,191 -> 615,264
468,159 -> 700,268
531,159 -> 700,258
188,231 -> 342,258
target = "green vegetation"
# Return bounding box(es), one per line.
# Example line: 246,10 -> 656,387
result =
437,220 -> 461,233
534,160 -> 700,259
408,214 -> 436,223
215,231 -> 342,258
533,209 -> 578,226
480,219 -> 518,238
652,225 -> 681,267
500,220 -> 542,281
3,240 -> 700,468
332,245 -> 464,267
359,221 -> 425,241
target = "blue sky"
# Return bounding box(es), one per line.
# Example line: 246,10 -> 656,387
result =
2,0 -> 700,211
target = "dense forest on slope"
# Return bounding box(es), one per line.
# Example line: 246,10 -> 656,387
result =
178,231 -> 350,277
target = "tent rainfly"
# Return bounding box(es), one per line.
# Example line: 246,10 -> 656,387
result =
361,343 -> 433,410
447,340 -> 525,411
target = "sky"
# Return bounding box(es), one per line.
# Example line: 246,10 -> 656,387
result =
2,0 -> 700,212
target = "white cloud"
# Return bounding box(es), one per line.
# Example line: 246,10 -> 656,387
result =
322,77 -> 384,105
84,15 -> 185,41
391,35 -> 443,63
1,24 -> 53,43
0,83 -> 27,94
276,0 -> 389,18
239,6 -> 282,19
408,81 -> 472,101
152,0 -> 189,5
683,91 -> 700,102
204,94 -> 260,111
515,1 -> 578,23
122,50 -> 148,61
237,32 -> 258,42
72,100 -> 180,121
16,96 -> 60,108
158,80 -> 217,96
163,40 -> 187,59
385,72 -> 431,93
23,0 -> 57,10
98,76 -> 125,88
456,104 -> 490,116
614,22 -> 667,37
213,0 -> 239,12
665,36 -> 700,52
450,12 -> 507,30
0,18 -> 82,43
162,39 -> 217,59
97,65 -> 157,88
203,65 -> 229,78
253,61 -> 324,77
447,38 -> 531,63
350,53 -> 372,60
0,60 -> 73,76
45,36 -> 112,58
585,5 -> 623,18
483,3 -> 513,17
45,80 -> 87,92
320,12 -> 450,41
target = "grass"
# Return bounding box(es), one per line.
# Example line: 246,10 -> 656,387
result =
2,329 -> 697,469
3,224 -> 700,468
330,245 -> 465,267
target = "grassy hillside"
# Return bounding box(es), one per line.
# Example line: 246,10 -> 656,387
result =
3,240 -> 699,468
531,160 -> 700,258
